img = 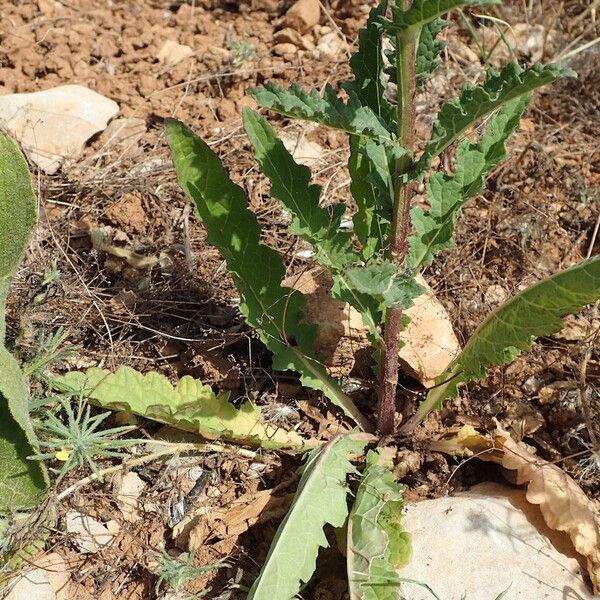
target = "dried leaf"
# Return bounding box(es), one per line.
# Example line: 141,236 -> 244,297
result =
501,438 -> 600,593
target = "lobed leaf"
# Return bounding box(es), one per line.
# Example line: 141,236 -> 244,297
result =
248,433 -> 370,600
347,450 -> 411,600
249,83 -> 394,144
407,257 -> 600,428
418,63 -> 574,169
408,95 -> 530,268
416,18 -> 447,89
383,0 -> 499,34
52,367 -> 314,450
166,119 -> 370,431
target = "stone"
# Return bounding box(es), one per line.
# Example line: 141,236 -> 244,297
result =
101,116 -> 146,145
274,27 -> 305,47
273,43 -> 298,58
0,85 -> 119,174
400,482 -> 595,599
279,131 -> 324,166
317,32 -> 346,56
484,283 -> 509,305
65,510 -> 120,554
5,552 -> 70,600
283,269 -> 460,384
156,40 -> 194,66
114,472 -> 146,522
285,0 -> 320,34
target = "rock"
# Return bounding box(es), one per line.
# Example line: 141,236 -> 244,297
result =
114,472 -> 146,522
274,27 -> 304,47
279,131 -> 324,166
484,283 -> 509,305
101,116 -> 146,145
400,482 -> 594,599
5,552 -> 70,600
285,0 -> 320,34
317,32 -> 346,56
283,268 -> 460,384
398,276 -> 461,386
0,85 -> 119,174
156,40 -> 194,66
273,42 -> 298,58
65,510 -> 120,554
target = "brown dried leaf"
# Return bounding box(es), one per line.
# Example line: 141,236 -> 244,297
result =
501,437 -> 600,593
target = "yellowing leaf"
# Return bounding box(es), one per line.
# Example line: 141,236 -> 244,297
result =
52,367 -> 315,450
501,437 -> 600,593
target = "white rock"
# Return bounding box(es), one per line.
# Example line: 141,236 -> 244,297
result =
400,483 -> 595,600
65,510 -> 119,554
5,567 -> 54,600
0,85 -> 119,174
317,32 -> 346,56
484,283 -> 509,305
279,131 -> 324,166
114,472 -> 146,522
157,40 -> 194,66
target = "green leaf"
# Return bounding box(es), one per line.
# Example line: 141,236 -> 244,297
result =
418,63 -> 575,169
0,134 -> 37,345
165,119 -> 371,431
0,349 -> 48,512
347,450 -> 411,600
416,19 -> 447,89
410,257 -> 600,426
248,433 -> 370,600
345,263 -> 424,309
51,366 -> 315,450
0,134 -> 48,512
243,108 -> 383,336
248,83 -> 394,144
408,95 -> 530,268
344,0 -> 395,124
384,0 -> 499,34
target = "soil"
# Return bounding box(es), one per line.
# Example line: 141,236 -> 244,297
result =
1,0 -> 599,598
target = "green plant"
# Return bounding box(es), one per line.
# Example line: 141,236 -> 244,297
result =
153,546 -> 229,598
29,393 -> 138,482
0,133 -> 48,512
53,0 -> 600,597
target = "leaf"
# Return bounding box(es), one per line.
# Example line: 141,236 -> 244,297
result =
383,0 -> 499,34
343,0 -> 395,124
51,366 -> 316,450
248,83 -> 394,144
248,433 -> 370,600
0,348 -> 48,511
0,134 -> 48,512
416,19 -> 447,89
345,263 -> 424,309
407,257 -> 600,428
408,95 -> 530,268
243,109 -> 384,336
500,437 -> 600,593
0,134 -> 37,344
347,450 -> 411,600
418,63 -> 574,169
165,119 -> 371,431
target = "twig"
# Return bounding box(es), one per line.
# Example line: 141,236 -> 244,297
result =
56,441 -> 257,502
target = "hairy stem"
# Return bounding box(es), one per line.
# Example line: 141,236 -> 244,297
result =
376,20 -> 416,434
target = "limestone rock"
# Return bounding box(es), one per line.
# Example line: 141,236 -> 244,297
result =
285,0 -> 320,34
65,510 -> 120,554
283,268 -> 460,385
279,131 -> 324,166
317,32 -> 346,57
5,553 -> 70,600
400,483 -> 595,599
0,85 -> 119,174
157,40 -> 194,66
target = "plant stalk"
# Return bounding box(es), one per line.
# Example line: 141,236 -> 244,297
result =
376,20 -> 416,434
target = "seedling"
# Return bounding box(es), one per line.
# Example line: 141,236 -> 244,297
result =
162,0 -> 600,595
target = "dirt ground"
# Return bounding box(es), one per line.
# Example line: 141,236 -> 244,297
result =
1,0 -> 599,598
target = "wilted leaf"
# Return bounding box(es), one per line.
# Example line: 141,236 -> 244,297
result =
52,367 -> 314,450
347,450 -> 411,599
247,433 -> 370,600
501,437 -> 600,593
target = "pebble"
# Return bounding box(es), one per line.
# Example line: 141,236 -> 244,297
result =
285,0 -> 320,34
157,40 -> 194,66
273,43 -> 298,58
317,32 -> 346,56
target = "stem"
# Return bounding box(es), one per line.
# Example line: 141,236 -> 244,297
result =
376,20 -> 416,434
